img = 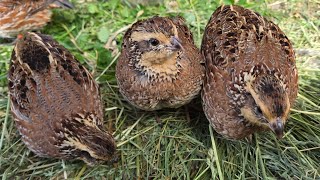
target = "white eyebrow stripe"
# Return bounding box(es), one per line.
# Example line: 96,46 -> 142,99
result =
130,31 -> 171,45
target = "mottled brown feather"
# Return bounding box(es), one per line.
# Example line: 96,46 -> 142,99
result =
0,0 -> 73,38
201,5 -> 298,139
8,32 -> 116,165
116,16 -> 204,111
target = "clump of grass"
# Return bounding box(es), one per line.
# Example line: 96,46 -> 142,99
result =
0,0 -> 319,179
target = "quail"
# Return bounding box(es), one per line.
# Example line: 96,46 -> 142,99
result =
116,16 -> 204,111
8,32 -> 116,165
0,0 -> 73,39
201,5 -> 298,139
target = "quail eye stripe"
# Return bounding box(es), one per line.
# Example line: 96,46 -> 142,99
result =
149,38 -> 159,46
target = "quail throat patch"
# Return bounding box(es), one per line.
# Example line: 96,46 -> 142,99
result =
137,50 -> 180,81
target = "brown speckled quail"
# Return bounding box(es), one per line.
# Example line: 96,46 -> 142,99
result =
116,16 -> 204,111
0,0 -> 73,38
8,32 -> 116,165
201,5 -> 298,139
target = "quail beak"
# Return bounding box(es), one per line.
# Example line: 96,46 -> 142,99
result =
269,118 -> 284,139
169,36 -> 183,51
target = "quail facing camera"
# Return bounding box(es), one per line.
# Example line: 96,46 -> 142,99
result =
116,16 -> 204,111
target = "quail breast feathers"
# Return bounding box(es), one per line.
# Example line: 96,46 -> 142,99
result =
0,0 -> 73,38
8,32 -> 116,165
201,5 -> 298,139
116,16 -> 204,111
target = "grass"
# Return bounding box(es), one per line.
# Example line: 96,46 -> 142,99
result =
0,0 -> 319,179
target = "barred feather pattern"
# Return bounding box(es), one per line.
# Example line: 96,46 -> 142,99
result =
0,0 -> 72,38
8,32 -> 116,165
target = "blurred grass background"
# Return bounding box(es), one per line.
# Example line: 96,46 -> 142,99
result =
0,0 -> 319,179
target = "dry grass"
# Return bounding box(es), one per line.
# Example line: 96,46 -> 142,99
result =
0,0 -> 319,179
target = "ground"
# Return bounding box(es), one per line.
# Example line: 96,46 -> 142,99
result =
0,0 -> 319,179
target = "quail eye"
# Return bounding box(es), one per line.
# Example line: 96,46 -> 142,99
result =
255,106 -> 263,114
149,38 -> 159,46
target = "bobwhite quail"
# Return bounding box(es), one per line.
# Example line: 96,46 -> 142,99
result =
0,0 -> 73,38
201,5 -> 298,139
116,16 -> 204,111
8,32 -> 116,165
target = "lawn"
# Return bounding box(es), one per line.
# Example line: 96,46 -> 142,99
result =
0,0 -> 319,179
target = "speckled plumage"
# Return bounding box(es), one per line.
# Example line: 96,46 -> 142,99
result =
201,5 -> 298,139
116,16 -> 204,111
0,0 -> 73,38
8,32 -> 116,165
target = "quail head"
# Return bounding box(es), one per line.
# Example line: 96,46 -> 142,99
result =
0,0 -> 73,39
116,16 -> 204,111
201,5 -> 298,139
8,32 -> 116,165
